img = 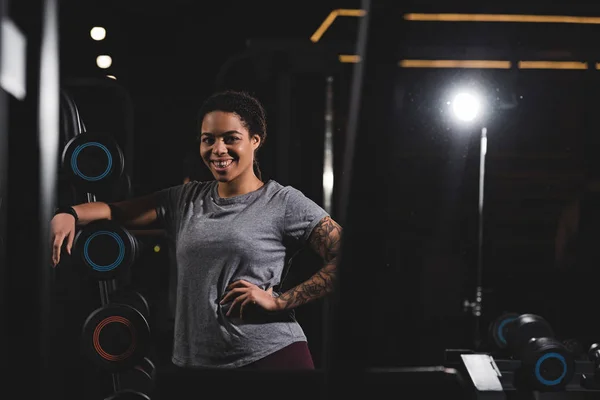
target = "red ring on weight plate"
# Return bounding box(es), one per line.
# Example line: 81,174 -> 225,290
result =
92,315 -> 137,361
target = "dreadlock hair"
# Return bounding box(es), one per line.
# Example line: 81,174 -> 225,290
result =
197,90 -> 267,181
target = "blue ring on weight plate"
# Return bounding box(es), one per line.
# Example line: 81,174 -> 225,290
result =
497,317 -> 517,345
83,230 -> 126,272
535,352 -> 567,386
71,142 -> 113,182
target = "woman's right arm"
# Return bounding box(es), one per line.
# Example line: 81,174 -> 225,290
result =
51,194 -> 159,267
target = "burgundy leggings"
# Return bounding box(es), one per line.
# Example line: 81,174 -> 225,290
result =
156,343 -> 314,399
240,341 -> 314,370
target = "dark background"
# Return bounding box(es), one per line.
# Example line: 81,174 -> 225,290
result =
5,0 -> 600,398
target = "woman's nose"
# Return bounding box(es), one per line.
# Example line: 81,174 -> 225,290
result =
212,139 -> 227,155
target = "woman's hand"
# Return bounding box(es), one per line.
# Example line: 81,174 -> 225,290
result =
219,280 -> 282,319
50,213 -> 76,267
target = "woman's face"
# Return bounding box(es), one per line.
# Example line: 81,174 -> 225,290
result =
199,111 -> 260,183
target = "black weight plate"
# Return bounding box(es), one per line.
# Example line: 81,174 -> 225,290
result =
72,219 -> 137,281
119,363 -> 154,398
104,390 -> 150,400
505,314 -> 554,356
521,337 -> 575,391
110,172 -> 133,201
82,303 -> 151,373
140,357 -> 156,380
110,289 -> 150,319
61,131 -> 124,184
489,312 -> 519,349
61,131 -> 124,192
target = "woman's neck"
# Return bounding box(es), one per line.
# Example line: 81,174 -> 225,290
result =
217,175 -> 264,198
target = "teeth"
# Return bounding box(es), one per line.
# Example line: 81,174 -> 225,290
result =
214,160 -> 233,168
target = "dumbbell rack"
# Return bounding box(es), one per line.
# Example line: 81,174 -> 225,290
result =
445,349 -> 600,399
86,192 -> 122,393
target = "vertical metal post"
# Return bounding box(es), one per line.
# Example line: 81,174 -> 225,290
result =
474,127 -> 487,344
0,0 -> 7,379
336,3 -> 370,227
38,0 -> 60,394
275,54 -> 292,185
323,76 -> 334,214
463,126 -> 487,347
321,76 -> 335,369
326,0 -> 371,398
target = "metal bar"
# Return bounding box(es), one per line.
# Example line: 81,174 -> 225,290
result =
323,76 -> 334,214
38,0 -> 60,396
336,1 -> 370,227
326,0 -> 371,395
473,127 -> 487,345
275,56 -> 292,185
111,371 -> 121,392
0,0 -> 7,382
321,76 -> 335,370
99,281 -> 110,306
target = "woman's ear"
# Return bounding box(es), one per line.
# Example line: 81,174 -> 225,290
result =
252,134 -> 261,149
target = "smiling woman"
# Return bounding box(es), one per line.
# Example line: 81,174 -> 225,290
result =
49,89 -> 343,374
196,91 -> 267,198
197,91 -> 267,185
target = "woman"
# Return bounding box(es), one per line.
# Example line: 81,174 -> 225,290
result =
50,90 -> 342,370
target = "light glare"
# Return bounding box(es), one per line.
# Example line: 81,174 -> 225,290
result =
96,55 -> 112,69
90,27 -> 106,41
452,92 -> 480,122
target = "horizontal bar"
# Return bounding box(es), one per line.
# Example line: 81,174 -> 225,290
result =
518,61 -> 587,69
310,9 -> 367,43
339,54 -> 361,63
399,59 -> 511,69
339,56 -> 595,70
403,13 -> 600,24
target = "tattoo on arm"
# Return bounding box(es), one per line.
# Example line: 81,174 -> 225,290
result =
277,216 -> 342,310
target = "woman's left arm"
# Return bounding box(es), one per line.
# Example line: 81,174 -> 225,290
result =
275,216 -> 342,311
220,215 -> 342,318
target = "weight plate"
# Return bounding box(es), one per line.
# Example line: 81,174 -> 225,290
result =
110,289 -> 150,319
72,219 -> 138,281
119,362 -> 154,398
61,132 -> 125,192
489,312 -> 519,349
82,303 -> 151,372
139,357 -> 156,380
521,337 -> 575,391
505,314 -> 554,357
104,390 -> 150,400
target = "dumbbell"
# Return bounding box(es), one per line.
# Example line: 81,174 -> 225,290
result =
488,312 -> 520,351
61,131 -> 125,194
81,290 -> 151,372
579,343 -> 600,390
588,343 -> 600,366
72,219 -> 140,281
119,356 -> 156,398
104,389 -> 150,400
504,313 -> 575,391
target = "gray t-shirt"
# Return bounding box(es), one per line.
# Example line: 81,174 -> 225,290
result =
155,179 -> 329,368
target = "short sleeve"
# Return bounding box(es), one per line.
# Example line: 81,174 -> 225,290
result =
283,187 -> 330,245
154,184 -> 187,235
